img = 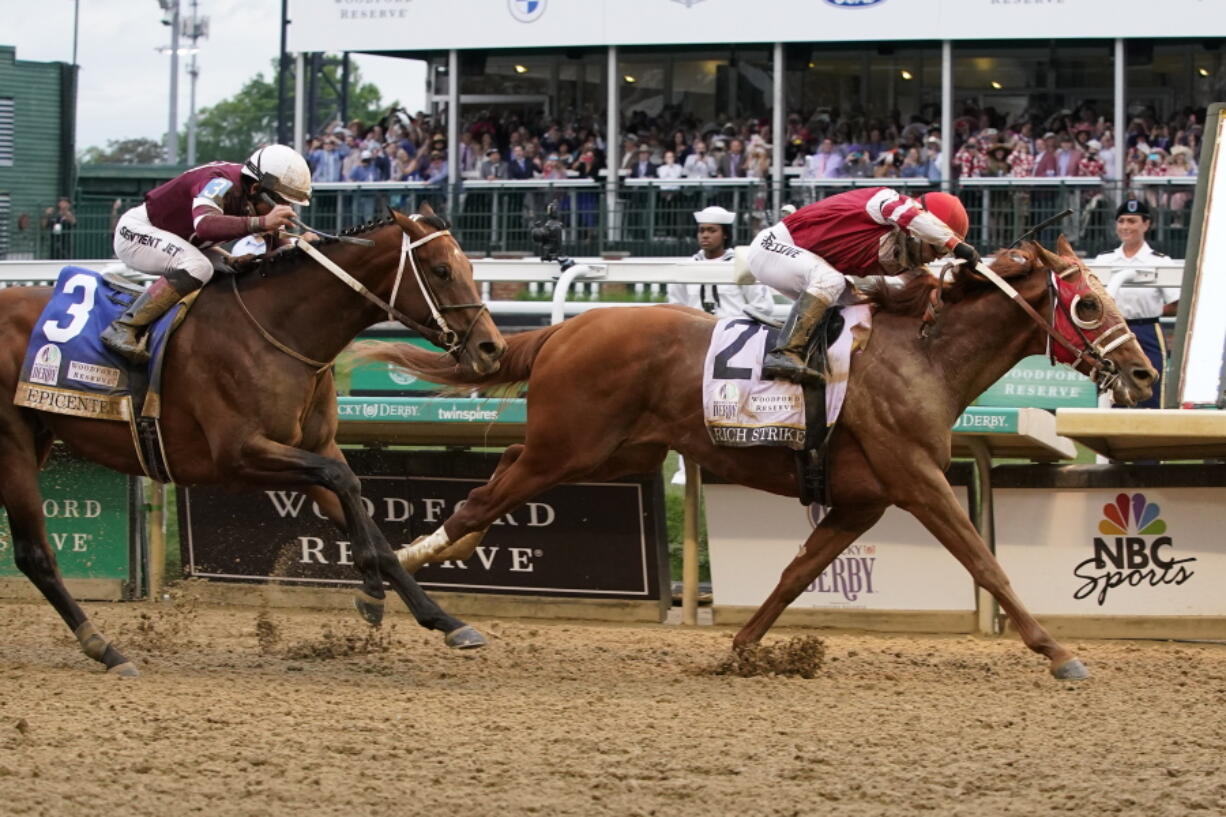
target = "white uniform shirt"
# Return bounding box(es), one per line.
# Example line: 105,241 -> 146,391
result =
668,248 -> 776,320
1093,241 -> 1178,321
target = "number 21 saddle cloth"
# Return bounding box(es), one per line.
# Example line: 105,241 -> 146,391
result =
702,305 -> 873,451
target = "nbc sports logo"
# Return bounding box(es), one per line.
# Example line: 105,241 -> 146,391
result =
1073,492 -> 1195,605
1098,492 -> 1165,536
508,0 -> 546,22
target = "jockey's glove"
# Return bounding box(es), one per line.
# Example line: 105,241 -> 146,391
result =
952,241 -> 981,268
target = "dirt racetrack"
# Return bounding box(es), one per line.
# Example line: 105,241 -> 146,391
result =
2,589 -> 1225,817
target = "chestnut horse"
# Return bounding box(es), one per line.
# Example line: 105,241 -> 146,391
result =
363,237 -> 1156,680
0,206 -> 505,676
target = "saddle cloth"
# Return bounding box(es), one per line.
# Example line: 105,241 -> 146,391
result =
702,305 -> 872,450
14,267 -> 186,423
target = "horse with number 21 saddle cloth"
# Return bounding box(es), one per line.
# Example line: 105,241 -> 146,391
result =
14,266 -> 196,482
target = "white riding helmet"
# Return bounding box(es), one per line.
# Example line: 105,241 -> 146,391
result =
242,144 -> 312,206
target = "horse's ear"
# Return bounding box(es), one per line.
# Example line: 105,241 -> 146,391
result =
389,208 -> 421,236
1055,234 -> 1077,260
1030,240 -> 1066,274
419,201 -> 436,218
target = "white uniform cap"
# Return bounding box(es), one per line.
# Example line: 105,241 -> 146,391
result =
693,206 -> 735,225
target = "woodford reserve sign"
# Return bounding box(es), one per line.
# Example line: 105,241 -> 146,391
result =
180,450 -> 670,606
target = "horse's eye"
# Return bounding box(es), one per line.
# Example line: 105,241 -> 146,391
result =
433,264 -> 451,281
1072,295 -> 1103,329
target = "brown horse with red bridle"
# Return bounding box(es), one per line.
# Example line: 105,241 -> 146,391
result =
0,205 -> 505,676
362,236 -> 1156,680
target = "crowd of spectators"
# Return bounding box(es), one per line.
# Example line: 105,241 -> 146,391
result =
300,101 -> 1206,221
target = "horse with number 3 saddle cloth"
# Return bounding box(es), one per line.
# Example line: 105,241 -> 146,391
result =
702,304 -> 872,508
15,266 -> 200,483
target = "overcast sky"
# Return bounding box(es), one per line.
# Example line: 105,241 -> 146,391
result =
8,0 -> 426,152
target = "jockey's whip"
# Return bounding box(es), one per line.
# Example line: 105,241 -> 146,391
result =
259,192 -> 377,247
1009,208 -> 1073,248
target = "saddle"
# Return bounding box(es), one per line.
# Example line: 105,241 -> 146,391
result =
15,267 -> 199,482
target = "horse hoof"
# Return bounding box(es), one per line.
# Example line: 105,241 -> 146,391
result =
444,625 -> 487,650
108,662 -> 140,679
1051,658 -> 1089,680
353,592 -> 385,626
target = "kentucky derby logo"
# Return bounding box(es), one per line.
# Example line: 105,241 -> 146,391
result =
802,542 -> 877,603
1073,493 -> 1195,606
824,0 -> 886,6
508,0 -> 546,22
30,344 -> 62,386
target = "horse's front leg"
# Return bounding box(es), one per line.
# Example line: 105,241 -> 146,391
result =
233,437 -> 479,647
732,502 -> 885,649
891,469 -> 1087,680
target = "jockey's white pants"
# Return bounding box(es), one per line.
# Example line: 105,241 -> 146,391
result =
113,205 -> 215,285
746,222 -> 845,303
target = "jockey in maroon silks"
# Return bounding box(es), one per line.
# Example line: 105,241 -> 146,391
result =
101,144 -> 311,363
747,187 -> 977,386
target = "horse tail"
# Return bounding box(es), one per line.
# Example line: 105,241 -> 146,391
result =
354,323 -> 565,388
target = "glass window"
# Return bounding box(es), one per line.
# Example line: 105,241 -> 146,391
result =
785,43 -> 941,128
620,47 -> 772,129
953,40 -> 1114,134
1127,39 -> 1225,122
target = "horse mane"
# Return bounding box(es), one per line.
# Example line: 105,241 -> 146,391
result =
869,249 -> 1039,318
248,212 -> 452,273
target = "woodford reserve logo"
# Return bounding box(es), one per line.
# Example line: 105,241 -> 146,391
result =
264,489 -> 555,573
1073,493 -> 1196,605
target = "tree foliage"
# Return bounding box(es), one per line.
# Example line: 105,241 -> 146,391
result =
80,137 -> 166,165
186,57 -> 387,162
79,56 -> 388,165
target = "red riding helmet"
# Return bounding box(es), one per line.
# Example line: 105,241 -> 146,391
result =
919,192 -> 969,240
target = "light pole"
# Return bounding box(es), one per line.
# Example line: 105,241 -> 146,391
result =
182,1 -> 209,165
158,0 -> 181,164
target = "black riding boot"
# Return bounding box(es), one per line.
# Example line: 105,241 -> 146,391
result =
100,275 -> 196,364
761,291 -> 830,387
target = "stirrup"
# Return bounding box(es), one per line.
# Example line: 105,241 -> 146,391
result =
101,325 -> 150,364
762,353 -> 823,386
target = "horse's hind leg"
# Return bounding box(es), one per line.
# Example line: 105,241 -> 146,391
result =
0,425 -> 137,676
732,502 -> 886,649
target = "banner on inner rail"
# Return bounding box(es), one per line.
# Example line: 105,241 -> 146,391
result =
180,449 -> 670,606
289,0 -> 1226,53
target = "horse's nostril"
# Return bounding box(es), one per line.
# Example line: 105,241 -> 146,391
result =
1132,367 -> 1155,383
479,340 -> 504,359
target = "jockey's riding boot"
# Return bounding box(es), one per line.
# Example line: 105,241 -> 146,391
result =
100,276 -> 192,364
761,291 -> 831,387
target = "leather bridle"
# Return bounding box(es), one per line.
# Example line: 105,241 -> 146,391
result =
235,220 -> 488,369
971,254 -> 1135,393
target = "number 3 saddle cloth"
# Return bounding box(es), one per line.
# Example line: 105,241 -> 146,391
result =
702,305 -> 873,451
14,266 -> 198,482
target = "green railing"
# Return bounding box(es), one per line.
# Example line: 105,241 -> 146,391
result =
4,177 -> 1196,262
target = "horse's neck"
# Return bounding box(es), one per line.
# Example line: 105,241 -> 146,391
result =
926,279 -> 1048,412
237,239 -> 393,363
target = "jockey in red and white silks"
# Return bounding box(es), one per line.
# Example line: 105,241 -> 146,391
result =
748,187 -> 977,386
